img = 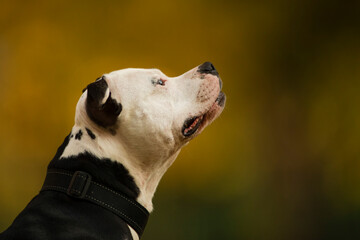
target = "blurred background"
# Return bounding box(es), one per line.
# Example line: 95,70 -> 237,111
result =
1,0 -> 360,239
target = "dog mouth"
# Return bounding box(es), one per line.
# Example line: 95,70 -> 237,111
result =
182,115 -> 204,137
182,91 -> 226,137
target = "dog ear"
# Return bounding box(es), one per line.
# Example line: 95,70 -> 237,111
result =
85,77 -> 122,128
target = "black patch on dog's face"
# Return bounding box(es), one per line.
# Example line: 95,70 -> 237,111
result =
75,130 -> 83,140
49,136 -> 140,199
85,78 -> 122,129
86,128 -> 96,139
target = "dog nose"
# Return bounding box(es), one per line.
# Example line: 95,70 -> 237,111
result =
198,62 -> 219,76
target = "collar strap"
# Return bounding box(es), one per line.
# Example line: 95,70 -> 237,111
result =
41,169 -> 149,237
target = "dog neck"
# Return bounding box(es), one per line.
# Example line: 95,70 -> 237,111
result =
55,125 -> 180,213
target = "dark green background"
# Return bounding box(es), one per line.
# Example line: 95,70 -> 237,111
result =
1,0 -> 360,239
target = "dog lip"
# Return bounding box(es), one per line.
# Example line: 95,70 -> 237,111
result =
181,91 -> 225,137
216,92 -> 226,107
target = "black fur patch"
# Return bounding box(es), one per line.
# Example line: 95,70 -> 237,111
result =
75,130 -> 83,140
85,128 -> 96,139
86,79 -> 122,128
49,137 -> 140,199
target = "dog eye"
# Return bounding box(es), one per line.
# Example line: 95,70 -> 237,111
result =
157,79 -> 166,86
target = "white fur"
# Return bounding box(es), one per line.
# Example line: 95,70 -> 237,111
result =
60,65 -> 224,239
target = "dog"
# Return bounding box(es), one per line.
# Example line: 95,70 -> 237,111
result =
0,62 -> 226,240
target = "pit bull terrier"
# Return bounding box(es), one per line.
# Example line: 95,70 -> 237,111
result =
0,62 -> 226,240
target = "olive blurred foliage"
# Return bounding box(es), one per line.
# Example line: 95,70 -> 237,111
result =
1,0 -> 360,239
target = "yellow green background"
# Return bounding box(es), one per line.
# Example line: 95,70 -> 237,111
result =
1,0 -> 360,239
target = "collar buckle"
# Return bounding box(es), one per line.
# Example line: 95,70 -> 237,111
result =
67,171 -> 92,198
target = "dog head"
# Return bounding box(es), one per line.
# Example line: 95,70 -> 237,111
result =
73,62 -> 225,166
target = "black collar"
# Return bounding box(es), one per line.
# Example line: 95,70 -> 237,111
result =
41,169 -> 149,237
